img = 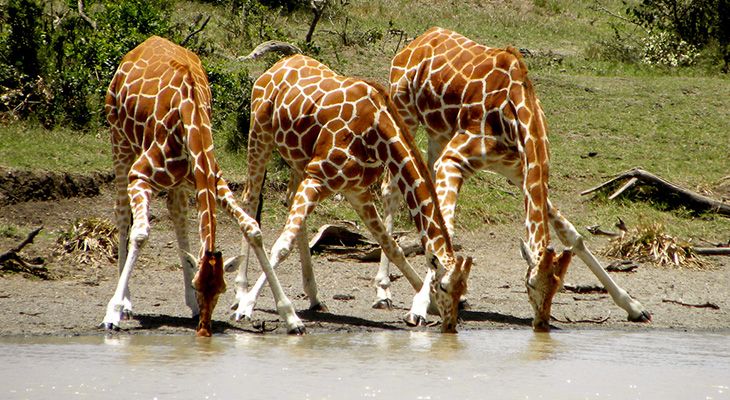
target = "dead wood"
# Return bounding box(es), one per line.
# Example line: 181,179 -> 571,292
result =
0,226 -> 43,263
77,0 -> 97,30
662,299 -> 720,310
581,168 -> 730,217
0,226 -> 50,279
586,225 -> 621,238
552,312 -> 611,324
308,223 -> 376,253
563,284 -> 608,294
348,239 -> 423,262
691,247 -> 730,256
606,260 -> 640,272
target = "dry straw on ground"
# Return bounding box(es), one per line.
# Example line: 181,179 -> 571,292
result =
56,217 -> 117,265
603,221 -> 709,269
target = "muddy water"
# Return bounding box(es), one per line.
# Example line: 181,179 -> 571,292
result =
2,330 -> 729,399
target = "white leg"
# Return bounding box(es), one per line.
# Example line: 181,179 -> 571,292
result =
245,228 -> 305,334
406,268 -> 435,326
548,201 -> 651,322
343,190 -> 428,326
230,243 -> 253,320
235,177 -> 330,327
102,179 -> 152,329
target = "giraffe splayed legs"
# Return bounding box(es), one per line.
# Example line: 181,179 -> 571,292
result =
382,27 -> 650,330
230,47 -> 471,332
103,36 -> 304,336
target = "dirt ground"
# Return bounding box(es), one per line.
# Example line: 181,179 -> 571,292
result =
1,175 -> 728,337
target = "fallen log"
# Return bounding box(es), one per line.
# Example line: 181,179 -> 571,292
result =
581,168 -> 730,217
0,226 -> 50,279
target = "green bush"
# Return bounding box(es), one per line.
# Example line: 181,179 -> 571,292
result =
628,0 -> 730,71
205,62 -> 254,152
0,0 -> 174,129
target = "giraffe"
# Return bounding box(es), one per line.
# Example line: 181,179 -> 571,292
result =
103,36 -> 305,336
381,27 -> 651,331
229,43 -> 472,332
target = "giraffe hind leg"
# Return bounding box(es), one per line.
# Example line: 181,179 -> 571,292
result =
166,187 -> 199,318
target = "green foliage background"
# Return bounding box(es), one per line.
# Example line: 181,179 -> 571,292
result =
0,0 -> 728,242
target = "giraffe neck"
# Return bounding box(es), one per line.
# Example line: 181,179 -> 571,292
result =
370,87 -> 454,264
182,71 -> 218,254
511,50 -> 550,258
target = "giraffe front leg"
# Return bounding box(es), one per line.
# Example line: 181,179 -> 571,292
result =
230,246 -> 254,321
245,227 -> 306,335
547,201 -> 651,322
343,190 -> 429,326
102,179 -> 152,330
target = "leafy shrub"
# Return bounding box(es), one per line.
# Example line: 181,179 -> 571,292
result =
205,62 -> 254,152
0,0 -> 174,129
628,0 -> 730,71
641,31 -> 699,67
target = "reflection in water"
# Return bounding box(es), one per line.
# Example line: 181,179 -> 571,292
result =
524,331 -> 560,361
1,330 -> 729,399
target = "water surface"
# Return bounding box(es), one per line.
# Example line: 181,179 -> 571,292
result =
2,330 -> 728,399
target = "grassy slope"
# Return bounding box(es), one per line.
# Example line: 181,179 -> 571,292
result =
1,0 -> 728,242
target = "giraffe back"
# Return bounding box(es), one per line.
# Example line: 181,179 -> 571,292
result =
250,54 -> 385,191
105,36 -> 221,251
390,27 -> 551,250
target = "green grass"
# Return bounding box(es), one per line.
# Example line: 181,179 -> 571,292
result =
0,123 -> 111,173
1,0 -> 728,244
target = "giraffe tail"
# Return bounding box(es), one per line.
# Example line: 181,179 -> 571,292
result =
255,170 -> 266,225
239,40 -> 302,60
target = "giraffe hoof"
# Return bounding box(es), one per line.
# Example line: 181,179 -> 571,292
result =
231,312 -> 251,322
458,298 -> 470,311
372,299 -> 393,310
288,326 -> 307,335
100,322 -> 120,331
628,310 -> 652,323
121,310 -> 133,320
309,303 -> 329,313
404,313 -> 427,327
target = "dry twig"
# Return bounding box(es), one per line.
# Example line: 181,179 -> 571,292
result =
662,299 -> 720,310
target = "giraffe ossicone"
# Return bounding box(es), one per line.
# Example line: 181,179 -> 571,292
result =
383,27 -> 650,330
232,43 -> 472,332
103,36 -> 304,336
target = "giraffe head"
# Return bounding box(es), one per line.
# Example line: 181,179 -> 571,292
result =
430,255 -> 472,333
520,240 -> 572,332
187,250 -> 244,336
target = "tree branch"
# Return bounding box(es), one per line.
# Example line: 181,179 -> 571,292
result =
77,0 -> 97,30
181,15 -> 211,47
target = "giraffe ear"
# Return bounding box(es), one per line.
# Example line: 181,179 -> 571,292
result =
519,239 -> 536,269
223,255 -> 245,273
182,251 -> 198,270
428,254 -> 441,271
